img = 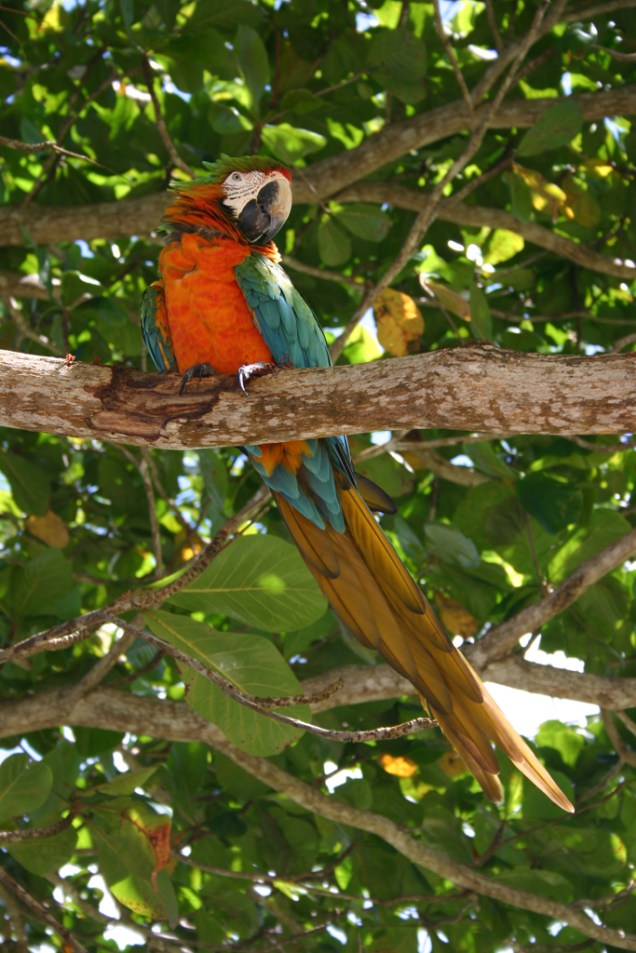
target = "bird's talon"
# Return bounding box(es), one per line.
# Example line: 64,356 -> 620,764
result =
179,362 -> 217,395
237,362 -> 276,395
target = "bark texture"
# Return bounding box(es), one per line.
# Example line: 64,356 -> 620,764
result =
1,346 -> 634,449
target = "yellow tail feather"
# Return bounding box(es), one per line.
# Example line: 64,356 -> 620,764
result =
274,482 -> 574,813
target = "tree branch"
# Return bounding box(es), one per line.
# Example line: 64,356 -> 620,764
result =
1,87 -> 634,248
469,525 -> 636,670
337,185 -> 636,282
0,686 -> 634,948
1,347 -> 634,450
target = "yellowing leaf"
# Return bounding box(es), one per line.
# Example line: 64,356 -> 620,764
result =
379,753 -> 417,778
484,229 -> 525,265
435,594 -> 479,638
512,163 -> 567,221
420,278 -> 470,321
25,511 -> 70,548
561,176 -> 601,227
373,288 -> 424,356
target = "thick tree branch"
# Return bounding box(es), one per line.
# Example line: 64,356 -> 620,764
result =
337,185 -> 636,281
301,660 -> 636,713
2,651 -> 635,752
300,86 -> 636,203
1,88 -> 634,249
0,347 -> 633,449
0,686 -> 634,949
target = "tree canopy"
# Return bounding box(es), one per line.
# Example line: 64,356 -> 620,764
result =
1,1 -> 635,951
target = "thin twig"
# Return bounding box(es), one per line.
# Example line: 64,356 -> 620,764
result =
485,0 -> 503,51
0,134 -> 97,165
0,813 -> 75,846
469,524 -> 636,669
141,55 -> 193,177
569,434 -> 636,453
65,628 -> 136,705
0,492 -> 267,665
119,445 -> 164,572
590,43 -> 636,62
0,867 -> 89,953
610,331 -> 636,352
283,255 -> 364,289
114,616 -> 435,743
602,710 -> 636,767
433,0 -> 473,112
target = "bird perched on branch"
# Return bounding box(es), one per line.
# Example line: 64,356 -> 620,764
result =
141,154 -> 573,813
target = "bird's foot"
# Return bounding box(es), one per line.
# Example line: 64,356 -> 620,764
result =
237,361 -> 277,395
179,362 -> 217,395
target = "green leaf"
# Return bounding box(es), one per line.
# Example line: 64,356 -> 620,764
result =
0,450 -> 50,515
317,217 -> 351,266
549,510 -> 632,581
497,867 -> 575,901
235,25 -> 270,115
367,27 -> 427,103
517,100 -> 583,156
11,548 -> 75,618
8,823 -> 77,876
0,756 -> 53,822
469,284 -> 492,340
517,473 -> 583,534
144,610 -> 311,755
95,767 -> 159,797
335,204 -> 392,242
169,535 -> 327,632
508,170 -> 534,220
466,442 -> 517,479
72,296 -> 128,325
424,524 -> 480,569
341,324 -> 383,364
261,123 -> 326,163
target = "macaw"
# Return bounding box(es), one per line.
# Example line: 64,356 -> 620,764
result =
141,154 -> 573,812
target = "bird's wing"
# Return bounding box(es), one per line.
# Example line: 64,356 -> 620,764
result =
141,281 -> 178,374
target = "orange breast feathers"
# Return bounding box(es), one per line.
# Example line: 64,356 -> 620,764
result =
159,232 -> 274,376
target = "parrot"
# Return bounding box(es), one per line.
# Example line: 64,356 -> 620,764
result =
141,154 -> 573,813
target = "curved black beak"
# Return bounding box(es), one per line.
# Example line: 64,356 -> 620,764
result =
237,178 -> 292,244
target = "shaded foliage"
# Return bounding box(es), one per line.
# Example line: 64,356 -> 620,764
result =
0,1 -> 635,951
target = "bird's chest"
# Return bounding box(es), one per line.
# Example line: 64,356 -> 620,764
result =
159,233 -> 272,375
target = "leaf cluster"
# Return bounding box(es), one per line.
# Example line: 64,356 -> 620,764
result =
0,1 -> 635,951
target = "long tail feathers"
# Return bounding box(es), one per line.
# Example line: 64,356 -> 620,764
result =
274,481 -> 574,813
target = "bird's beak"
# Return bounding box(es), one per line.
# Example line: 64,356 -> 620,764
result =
238,176 -> 292,244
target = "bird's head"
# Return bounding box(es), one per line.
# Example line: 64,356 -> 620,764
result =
165,155 -> 292,246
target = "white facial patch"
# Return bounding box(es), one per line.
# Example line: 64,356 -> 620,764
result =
222,169 -> 289,217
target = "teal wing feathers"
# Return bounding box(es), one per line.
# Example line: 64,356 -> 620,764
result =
234,254 -> 331,370
236,254 -> 360,531
141,282 -> 178,374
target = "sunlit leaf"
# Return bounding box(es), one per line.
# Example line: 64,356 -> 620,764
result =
144,610 -> 311,755
168,535 -> 327,631
0,756 -> 53,822
373,288 -> 424,356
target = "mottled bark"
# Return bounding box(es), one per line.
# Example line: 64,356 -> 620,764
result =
1,346 -> 633,449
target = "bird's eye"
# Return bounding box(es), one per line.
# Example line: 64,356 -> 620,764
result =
230,172 -> 242,183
